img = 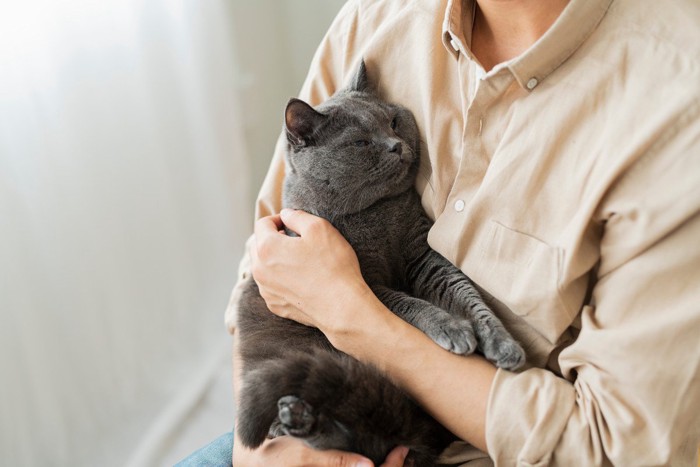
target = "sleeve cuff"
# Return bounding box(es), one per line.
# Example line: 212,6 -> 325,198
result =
485,367 -> 576,466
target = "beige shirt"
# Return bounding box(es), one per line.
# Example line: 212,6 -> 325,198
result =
226,0 -> 700,465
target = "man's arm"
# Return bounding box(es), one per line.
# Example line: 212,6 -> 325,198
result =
330,289 -> 498,453
482,105 -> 700,465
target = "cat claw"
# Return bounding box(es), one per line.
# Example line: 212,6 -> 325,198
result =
278,395 -> 316,437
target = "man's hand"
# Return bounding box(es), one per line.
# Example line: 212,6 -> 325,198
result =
232,433 -> 410,466
250,208 -> 370,335
245,210 -> 414,466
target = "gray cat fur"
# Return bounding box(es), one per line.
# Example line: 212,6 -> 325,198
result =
235,60 -> 525,466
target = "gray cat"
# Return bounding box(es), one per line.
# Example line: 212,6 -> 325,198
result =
236,61 -> 525,466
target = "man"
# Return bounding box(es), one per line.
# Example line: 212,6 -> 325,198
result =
180,0 -> 700,465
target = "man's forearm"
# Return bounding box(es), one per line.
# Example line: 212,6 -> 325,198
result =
327,291 -> 496,453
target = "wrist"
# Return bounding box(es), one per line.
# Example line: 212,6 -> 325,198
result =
323,281 -> 382,347
324,283 -> 404,367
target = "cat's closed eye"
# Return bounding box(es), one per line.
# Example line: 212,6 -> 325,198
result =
353,139 -> 371,147
390,117 -> 398,131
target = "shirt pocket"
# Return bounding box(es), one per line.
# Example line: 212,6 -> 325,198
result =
474,221 -> 575,344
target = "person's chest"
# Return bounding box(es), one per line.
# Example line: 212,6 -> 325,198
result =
358,1 -> 691,367
370,65 -> 593,365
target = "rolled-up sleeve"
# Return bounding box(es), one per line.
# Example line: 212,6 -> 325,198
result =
486,105 -> 700,465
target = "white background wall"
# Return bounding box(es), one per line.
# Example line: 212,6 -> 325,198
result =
0,1 -> 343,466
230,0 -> 346,201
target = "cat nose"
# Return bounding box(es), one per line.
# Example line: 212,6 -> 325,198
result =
388,142 -> 403,155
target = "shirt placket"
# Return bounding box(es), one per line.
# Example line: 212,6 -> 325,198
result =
461,63 -> 517,195
429,51 -> 513,260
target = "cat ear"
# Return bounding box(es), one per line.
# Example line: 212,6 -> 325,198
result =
348,59 -> 372,93
285,98 -> 326,147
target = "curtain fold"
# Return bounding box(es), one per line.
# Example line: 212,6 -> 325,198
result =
0,1 -> 249,466
0,0 -> 347,465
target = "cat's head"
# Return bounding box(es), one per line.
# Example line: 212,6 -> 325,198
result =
282,61 -> 421,216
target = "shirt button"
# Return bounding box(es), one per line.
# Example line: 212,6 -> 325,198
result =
454,199 -> 465,212
526,77 -> 539,90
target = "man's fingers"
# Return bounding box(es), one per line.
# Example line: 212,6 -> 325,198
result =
254,214 -> 285,238
253,215 -> 291,266
280,208 -> 327,237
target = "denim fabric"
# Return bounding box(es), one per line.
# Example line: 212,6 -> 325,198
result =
174,432 -> 233,467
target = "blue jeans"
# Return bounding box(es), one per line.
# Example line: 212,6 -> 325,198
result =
174,432 -> 234,467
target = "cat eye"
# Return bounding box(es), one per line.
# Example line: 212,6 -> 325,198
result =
353,139 -> 371,147
390,117 -> 398,130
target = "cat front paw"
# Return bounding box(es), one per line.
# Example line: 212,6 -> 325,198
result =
484,338 -> 526,370
278,395 -> 316,437
425,318 -> 477,355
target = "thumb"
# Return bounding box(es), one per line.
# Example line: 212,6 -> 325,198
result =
280,208 -> 325,236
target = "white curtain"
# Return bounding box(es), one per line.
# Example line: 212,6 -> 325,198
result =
0,0 -> 346,465
0,1 -> 249,466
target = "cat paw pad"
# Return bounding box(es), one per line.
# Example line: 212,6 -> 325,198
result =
278,395 -> 316,437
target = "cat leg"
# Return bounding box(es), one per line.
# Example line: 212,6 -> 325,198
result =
406,249 -> 526,370
460,288 -> 526,370
371,285 -> 477,355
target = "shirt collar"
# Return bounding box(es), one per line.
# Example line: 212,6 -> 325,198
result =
442,0 -> 614,91
441,0 -> 469,60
